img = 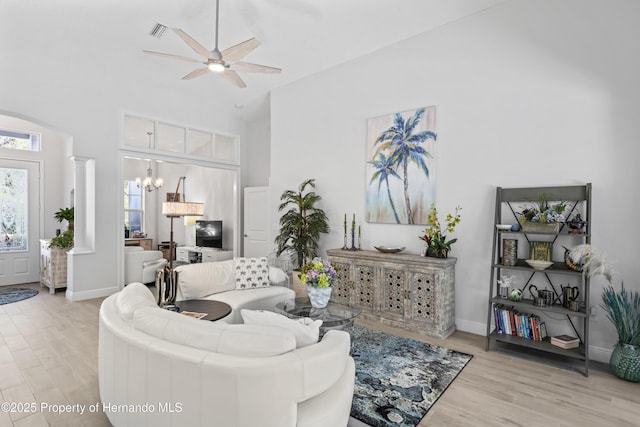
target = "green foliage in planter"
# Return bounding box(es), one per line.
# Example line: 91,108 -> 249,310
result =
275,178 -> 329,269
48,230 -> 74,249
602,284 -> 640,346
54,207 -> 74,224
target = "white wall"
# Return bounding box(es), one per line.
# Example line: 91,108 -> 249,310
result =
268,0 -> 640,361
0,14 -> 245,300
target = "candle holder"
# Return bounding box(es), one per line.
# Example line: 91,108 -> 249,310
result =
342,218 -> 348,250
350,227 -> 357,250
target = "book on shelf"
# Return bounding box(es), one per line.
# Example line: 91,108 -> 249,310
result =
493,305 -> 545,341
550,334 -> 579,349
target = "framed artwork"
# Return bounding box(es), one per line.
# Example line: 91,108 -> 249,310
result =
530,241 -> 552,262
365,106 -> 437,225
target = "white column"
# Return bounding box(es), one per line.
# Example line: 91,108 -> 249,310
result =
68,156 -> 94,254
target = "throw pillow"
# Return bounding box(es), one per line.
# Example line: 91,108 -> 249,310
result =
235,257 -> 270,289
116,282 -> 158,321
240,309 -> 323,348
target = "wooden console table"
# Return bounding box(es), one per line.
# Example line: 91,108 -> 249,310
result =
327,249 -> 456,339
125,238 -> 152,250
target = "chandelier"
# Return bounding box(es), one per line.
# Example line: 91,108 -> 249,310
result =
135,132 -> 163,192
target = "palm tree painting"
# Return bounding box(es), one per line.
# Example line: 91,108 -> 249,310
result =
366,106 -> 437,225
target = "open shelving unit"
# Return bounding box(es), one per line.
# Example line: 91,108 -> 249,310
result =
485,184 -> 592,376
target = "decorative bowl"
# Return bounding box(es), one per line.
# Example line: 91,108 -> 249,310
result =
374,246 -> 405,254
496,224 -> 512,230
525,259 -> 553,270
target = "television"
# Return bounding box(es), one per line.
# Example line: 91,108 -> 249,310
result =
195,220 -> 223,249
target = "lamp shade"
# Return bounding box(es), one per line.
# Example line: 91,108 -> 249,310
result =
162,202 -> 204,217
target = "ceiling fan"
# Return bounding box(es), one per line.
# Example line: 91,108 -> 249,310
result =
143,0 -> 281,88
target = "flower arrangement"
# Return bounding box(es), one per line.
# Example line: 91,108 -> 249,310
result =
518,194 -> 567,223
299,257 -> 338,289
418,205 -> 462,257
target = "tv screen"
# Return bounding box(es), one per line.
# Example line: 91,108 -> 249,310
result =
195,220 -> 223,249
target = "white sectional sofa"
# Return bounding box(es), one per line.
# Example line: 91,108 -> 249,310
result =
99,261 -> 356,427
172,259 -> 294,323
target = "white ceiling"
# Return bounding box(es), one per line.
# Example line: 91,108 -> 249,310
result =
2,0 -> 509,121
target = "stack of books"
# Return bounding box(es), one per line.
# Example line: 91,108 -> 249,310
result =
550,335 -> 579,349
493,304 -> 547,341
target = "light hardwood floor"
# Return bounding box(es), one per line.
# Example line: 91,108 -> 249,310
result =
1,282 -> 638,427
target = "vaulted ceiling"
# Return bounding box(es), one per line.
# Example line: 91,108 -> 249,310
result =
2,0 -> 508,120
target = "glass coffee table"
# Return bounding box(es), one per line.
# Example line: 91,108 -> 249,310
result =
274,297 -> 361,335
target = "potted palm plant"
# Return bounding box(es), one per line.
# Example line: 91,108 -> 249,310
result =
54,207 -> 74,231
275,179 -> 329,269
569,244 -> 640,382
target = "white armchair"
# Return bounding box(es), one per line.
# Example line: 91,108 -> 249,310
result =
124,246 -> 167,285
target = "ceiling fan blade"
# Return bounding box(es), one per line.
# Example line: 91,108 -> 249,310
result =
182,67 -> 212,80
220,69 -> 247,88
221,38 -> 260,63
143,50 -> 201,63
172,28 -> 213,59
232,61 -> 281,74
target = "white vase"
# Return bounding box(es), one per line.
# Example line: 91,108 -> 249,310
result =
307,285 -> 332,308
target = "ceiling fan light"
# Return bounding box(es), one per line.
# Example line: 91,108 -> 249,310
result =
208,62 -> 225,72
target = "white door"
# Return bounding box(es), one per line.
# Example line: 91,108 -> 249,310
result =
0,159 -> 40,285
243,186 -> 270,258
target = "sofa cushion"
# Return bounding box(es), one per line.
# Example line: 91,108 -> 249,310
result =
205,286 -> 295,324
241,309 -> 322,348
234,257 -> 270,289
115,282 -> 158,321
175,260 -> 236,300
133,306 -> 297,357
268,266 -> 288,285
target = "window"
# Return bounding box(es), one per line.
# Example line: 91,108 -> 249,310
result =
124,181 -> 144,233
0,167 -> 28,251
0,129 -> 40,151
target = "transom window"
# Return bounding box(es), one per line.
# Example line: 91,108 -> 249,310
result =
0,129 -> 40,152
124,181 -> 144,233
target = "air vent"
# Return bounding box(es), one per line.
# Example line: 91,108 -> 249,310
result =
149,23 -> 167,39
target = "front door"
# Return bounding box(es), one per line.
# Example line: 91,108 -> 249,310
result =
0,159 -> 40,285
243,186 -> 270,258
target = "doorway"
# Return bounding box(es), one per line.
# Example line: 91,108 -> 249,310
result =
0,159 -> 41,285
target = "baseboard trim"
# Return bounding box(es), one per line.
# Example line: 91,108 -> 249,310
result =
65,286 -> 118,301
589,344 -> 613,364
455,318 -> 486,336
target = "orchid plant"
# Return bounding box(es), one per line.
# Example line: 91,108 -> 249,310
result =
418,205 -> 462,257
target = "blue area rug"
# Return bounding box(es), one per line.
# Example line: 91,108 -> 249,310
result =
350,325 -> 472,427
0,288 -> 38,305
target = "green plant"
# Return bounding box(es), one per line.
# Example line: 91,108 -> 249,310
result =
48,230 -> 74,249
54,207 -> 74,225
518,194 -> 567,223
275,179 -> 329,269
602,284 -> 640,346
569,244 -> 639,345
418,204 -> 462,257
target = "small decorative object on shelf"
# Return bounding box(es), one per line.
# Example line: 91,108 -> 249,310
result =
518,193 -> 567,233
419,204 -> 462,259
530,241 -> 552,261
509,288 -> 523,302
502,239 -> 517,266
566,213 -> 586,234
498,275 -> 515,298
299,257 -> 338,308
